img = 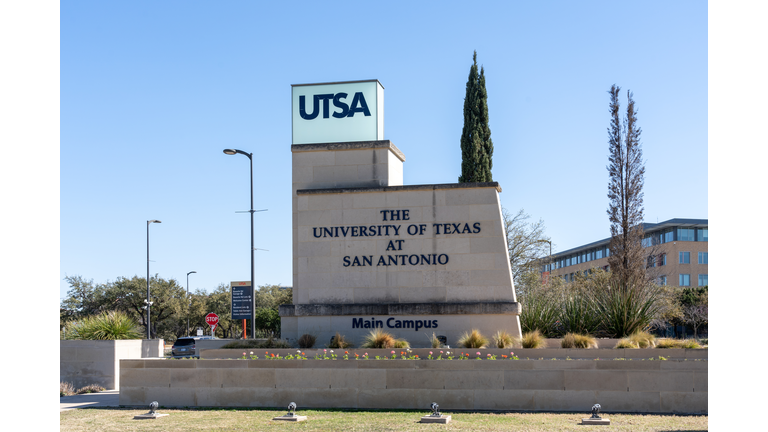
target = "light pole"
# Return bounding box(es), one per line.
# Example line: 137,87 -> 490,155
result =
538,239 -> 553,283
186,271 -> 197,336
146,219 -> 161,339
223,148 -> 255,339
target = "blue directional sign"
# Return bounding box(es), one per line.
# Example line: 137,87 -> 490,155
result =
230,281 -> 253,320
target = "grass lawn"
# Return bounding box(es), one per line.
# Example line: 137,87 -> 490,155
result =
60,408 -> 708,431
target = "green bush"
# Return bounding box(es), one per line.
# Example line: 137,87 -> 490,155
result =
62,311 -> 142,340
559,294 -> 601,335
560,333 -> 597,349
392,338 -> 410,348
76,384 -> 106,394
519,294 -> 559,337
592,282 -> 661,338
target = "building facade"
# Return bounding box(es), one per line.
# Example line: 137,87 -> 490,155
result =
542,218 -> 708,287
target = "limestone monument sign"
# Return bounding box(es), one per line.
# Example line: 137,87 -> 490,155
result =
280,80 -> 522,347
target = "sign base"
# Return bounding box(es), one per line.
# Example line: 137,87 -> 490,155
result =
134,413 -> 169,420
273,415 -> 307,422
421,415 -> 451,424
581,418 -> 610,425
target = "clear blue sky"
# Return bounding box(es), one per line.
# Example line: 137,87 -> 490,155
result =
58,1 -> 708,300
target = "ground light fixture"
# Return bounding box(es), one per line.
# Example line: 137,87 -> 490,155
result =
581,403 -> 610,425
273,401 -> 306,422
133,401 -> 168,420
146,220 -> 161,339
421,402 -> 451,424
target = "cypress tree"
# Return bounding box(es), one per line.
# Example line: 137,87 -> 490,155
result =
459,51 -> 493,183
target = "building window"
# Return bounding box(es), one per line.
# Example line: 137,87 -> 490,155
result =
679,252 -> 690,264
679,274 -> 691,286
678,228 -> 695,241
647,255 -> 655,268
596,249 -> 603,259
658,275 -> 667,286
664,230 -> 673,243
697,228 -> 708,242
698,274 -> 708,286
698,252 -> 708,264
658,253 -> 667,266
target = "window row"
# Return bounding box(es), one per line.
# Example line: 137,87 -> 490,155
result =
642,227 -> 708,247
679,251 -> 708,264
657,274 -> 707,286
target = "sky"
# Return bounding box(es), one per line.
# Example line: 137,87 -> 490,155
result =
55,1 -> 709,300
2,1 -> 768,426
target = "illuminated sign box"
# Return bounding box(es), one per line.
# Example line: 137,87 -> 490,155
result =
291,80 -> 384,144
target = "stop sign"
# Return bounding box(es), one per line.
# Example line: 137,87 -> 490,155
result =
205,313 -> 219,327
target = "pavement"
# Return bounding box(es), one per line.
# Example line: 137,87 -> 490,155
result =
60,389 -> 121,412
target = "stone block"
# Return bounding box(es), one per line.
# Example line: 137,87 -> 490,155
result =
412,389 -> 474,410
470,236 -> 505,254
358,388 -> 414,409
444,188 -> 498,206
221,368 -> 275,388
386,369 -> 446,389
627,371 -> 693,392
533,390 -> 597,411
444,370 -> 504,390
121,368 -> 170,388
564,370 -> 628,391
596,360 -> 660,371
276,368 -> 329,389
505,370 -> 564,390
170,369 -> 221,388
693,371 -> 707,392
474,389 -> 535,410
469,204 -> 503,221
660,391 -> 708,414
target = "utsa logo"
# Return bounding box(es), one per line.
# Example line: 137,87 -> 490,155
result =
299,92 -> 371,120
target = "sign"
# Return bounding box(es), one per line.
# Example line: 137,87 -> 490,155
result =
230,281 -> 253,320
206,313 -> 219,334
291,80 -> 384,144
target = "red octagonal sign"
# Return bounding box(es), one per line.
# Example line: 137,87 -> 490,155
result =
205,313 -> 219,327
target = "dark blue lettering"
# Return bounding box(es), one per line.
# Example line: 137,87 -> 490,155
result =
323,227 -> 333,238
362,256 -> 373,266
437,254 -> 449,265
352,318 -> 364,328
299,95 -> 319,120
473,222 -> 481,233
332,92 -> 349,118
313,228 -> 322,238
387,317 -> 395,328
343,256 -> 351,267
408,255 -> 419,265
432,320 -> 438,328
347,92 -> 371,117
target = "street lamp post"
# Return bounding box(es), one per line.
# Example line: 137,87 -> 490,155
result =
223,148 -> 255,339
186,271 -> 197,337
538,239 -> 553,283
146,219 -> 161,339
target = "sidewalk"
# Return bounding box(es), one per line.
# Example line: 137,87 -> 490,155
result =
60,389 -> 120,411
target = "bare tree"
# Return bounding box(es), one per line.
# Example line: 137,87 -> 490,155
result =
503,207 -> 551,284
683,304 -> 708,340
606,85 -> 646,288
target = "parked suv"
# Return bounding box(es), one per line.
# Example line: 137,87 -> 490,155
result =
171,336 -> 216,358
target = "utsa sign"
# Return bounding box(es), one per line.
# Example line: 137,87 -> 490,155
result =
292,80 -> 384,145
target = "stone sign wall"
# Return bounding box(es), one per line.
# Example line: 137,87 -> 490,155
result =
282,140 -> 521,347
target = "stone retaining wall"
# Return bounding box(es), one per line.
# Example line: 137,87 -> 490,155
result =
119,355 -> 707,413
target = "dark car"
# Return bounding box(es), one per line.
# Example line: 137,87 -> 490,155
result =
171,336 -> 215,358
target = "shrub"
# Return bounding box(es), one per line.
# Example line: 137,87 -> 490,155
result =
491,330 -> 515,348
628,330 -> 656,348
614,338 -> 637,348
360,329 -> 396,349
520,294 -> 559,337
559,294 -> 601,335
561,333 -> 597,349
657,338 -> 702,349
457,329 -> 488,348
60,382 -> 76,397
76,384 -> 106,394
521,330 -> 545,348
63,311 -> 142,340
328,332 -> 354,348
221,336 -> 291,349
428,333 -> 441,348
592,282 -> 662,338
392,338 -> 410,348
297,334 -> 317,349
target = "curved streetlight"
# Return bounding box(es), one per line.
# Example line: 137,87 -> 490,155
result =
223,148 -> 255,338
186,271 -> 197,336
537,239 -> 553,283
146,219 -> 161,339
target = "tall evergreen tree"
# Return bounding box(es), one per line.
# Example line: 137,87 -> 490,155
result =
459,51 -> 493,183
606,85 -> 646,287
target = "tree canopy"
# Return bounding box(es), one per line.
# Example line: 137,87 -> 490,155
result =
459,51 -> 493,183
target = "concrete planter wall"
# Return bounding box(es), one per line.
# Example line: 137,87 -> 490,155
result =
60,339 -> 164,389
119,355 -> 707,414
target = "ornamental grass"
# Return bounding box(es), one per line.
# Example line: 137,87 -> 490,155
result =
360,329 -> 396,349
628,330 -> 656,348
328,332 -> 354,348
491,330 -> 516,348
560,332 -> 598,349
62,310 -> 142,340
656,338 -> 702,349
297,333 -> 317,348
521,330 -> 545,348
458,329 -> 488,349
